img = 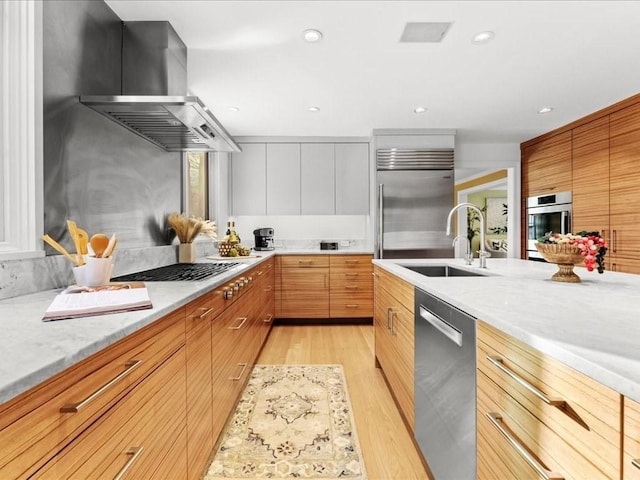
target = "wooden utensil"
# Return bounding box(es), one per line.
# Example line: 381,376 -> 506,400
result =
103,234 -> 118,258
90,233 -> 109,258
77,228 -> 89,255
66,220 -> 84,265
42,234 -> 82,266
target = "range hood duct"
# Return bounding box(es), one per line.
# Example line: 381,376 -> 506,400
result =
80,21 -> 240,153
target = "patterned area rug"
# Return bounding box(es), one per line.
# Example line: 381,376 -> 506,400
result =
205,364 -> 367,479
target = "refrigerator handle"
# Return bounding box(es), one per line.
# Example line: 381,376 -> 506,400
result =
378,183 -> 384,259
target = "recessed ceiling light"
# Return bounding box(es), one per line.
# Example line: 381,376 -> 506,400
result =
472,31 -> 494,44
413,107 -> 427,114
308,106 -> 320,112
303,29 -> 323,43
538,106 -> 554,114
227,106 -> 240,112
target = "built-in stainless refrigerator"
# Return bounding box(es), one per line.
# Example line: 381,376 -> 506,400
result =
376,148 -> 455,259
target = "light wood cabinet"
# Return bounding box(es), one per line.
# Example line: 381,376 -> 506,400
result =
185,295 -> 214,478
301,143 -> 335,214
522,131 -> 572,198
477,320 -> 621,480
0,308 -> 186,478
329,254 -> 373,318
267,143 -> 301,215
373,265 -> 415,430
276,254 -> 373,320
33,347 -> 187,479
335,143 -> 369,215
0,260 -> 275,480
231,143 -> 266,215
609,102 -> 640,273
279,255 -> 330,318
624,396 -> 640,480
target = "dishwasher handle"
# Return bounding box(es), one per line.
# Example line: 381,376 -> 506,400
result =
419,305 -> 463,347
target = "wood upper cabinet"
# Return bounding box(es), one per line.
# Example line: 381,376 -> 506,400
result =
522,131 -> 572,198
232,143 -> 267,215
572,117 -> 610,233
301,143 -> 335,214
624,396 -> 640,480
373,266 -> 415,431
610,102 -> 640,272
335,143 -> 370,215
267,143 -> 301,215
279,255 -> 330,318
477,321 -> 621,480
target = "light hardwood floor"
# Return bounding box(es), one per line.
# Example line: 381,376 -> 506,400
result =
257,324 -> 428,480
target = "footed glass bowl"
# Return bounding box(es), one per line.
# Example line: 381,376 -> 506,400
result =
535,243 -> 585,283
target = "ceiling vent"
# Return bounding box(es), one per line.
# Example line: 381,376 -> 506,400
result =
376,148 -> 454,171
400,22 -> 452,43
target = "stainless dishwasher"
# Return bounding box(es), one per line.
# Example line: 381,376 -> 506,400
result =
414,287 -> 476,480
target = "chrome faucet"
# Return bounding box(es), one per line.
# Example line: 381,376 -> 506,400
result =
452,235 -> 473,265
446,203 -> 490,268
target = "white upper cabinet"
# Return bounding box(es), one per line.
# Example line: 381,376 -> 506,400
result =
301,144 -> 335,214
232,143 -> 266,215
266,143 -> 301,215
336,143 -> 370,215
231,141 -> 370,216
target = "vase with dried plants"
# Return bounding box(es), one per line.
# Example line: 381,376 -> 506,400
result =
167,213 -> 217,263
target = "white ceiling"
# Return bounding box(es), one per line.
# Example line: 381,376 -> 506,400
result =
106,0 -> 640,144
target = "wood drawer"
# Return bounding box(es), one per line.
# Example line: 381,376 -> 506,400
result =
478,369 -> 613,479
624,396 -> 640,480
329,254 -> 373,272
33,347 -> 187,479
330,299 -> 373,318
0,309 -> 186,478
373,265 -> 413,312
477,321 -> 621,479
280,255 -> 329,268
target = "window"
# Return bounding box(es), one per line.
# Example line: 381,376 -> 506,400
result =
0,0 -> 43,260
183,151 -> 208,220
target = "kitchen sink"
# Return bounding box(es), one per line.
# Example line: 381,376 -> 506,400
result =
403,265 -> 488,277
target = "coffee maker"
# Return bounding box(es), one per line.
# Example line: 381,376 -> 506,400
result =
253,228 -> 275,251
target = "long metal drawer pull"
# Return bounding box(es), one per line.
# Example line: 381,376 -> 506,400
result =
345,260 -> 359,265
346,304 -> 359,308
60,360 -> 142,413
632,459 -> 640,470
387,308 -> 392,330
345,272 -> 359,277
419,305 -> 462,347
113,446 -> 144,480
264,285 -> 273,292
390,310 -> 397,336
197,307 -> 214,319
263,314 -> 273,323
345,285 -> 359,290
487,356 -> 565,407
487,413 -> 564,480
228,317 -> 248,330
298,260 -> 313,265
229,362 -> 248,381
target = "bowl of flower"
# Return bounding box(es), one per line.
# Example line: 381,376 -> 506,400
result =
535,231 -> 607,283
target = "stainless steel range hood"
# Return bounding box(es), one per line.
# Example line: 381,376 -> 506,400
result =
80,21 -> 240,153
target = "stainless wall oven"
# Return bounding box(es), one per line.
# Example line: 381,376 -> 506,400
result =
527,191 -> 572,259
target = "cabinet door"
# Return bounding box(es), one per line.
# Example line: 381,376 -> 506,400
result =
336,143 -> 370,214
266,143 -> 300,215
185,297 -> 213,479
624,396 -> 640,480
610,103 -> 640,262
232,143 -> 266,215
280,267 -> 329,318
572,117 -> 610,236
523,132 -> 572,197
301,143 -> 335,214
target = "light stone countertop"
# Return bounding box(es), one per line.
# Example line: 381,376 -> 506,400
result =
0,253 -> 276,405
374,258 -> 640,403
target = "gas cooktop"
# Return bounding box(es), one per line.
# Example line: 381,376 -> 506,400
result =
111,262 -> 241,282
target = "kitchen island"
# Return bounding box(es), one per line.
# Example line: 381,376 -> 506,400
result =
375,257 -> 640,403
